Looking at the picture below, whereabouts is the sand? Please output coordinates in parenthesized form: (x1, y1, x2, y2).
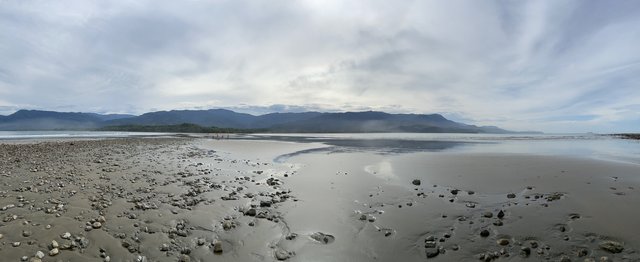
(0, 137, 638, 261)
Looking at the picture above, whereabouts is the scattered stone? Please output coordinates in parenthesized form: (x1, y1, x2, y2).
(507, 193, 516, 198)
(35, 251, 45, 259)
(412, 179, 421, 186)
(497, 239, 509, 246)
(480, 229, 490, 237)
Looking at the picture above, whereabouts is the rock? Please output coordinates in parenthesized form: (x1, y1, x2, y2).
(412, 179, 421, 186)
(507, 193, 516, 198)
(520, 247, 531, 257)
(49, 248, 59, 256)
(275, 249, 290, 260)
(12, 242, 21, 247)
(160, 244, 170, 251)
(483, 212, 493, 218)
(92, 222, 102, 229)
(480, 229, 490, 237)
(51, 240, 59, 248)
(212, 241, 223, 253)
(497, 239, 509, 246)
(197, 238, 205, 246)
(310, 232, 335, 244)
(61, 232, 71, 239)
(35, 251, 45, 259)
(426, 247, 439, 258)
(599, 240, 624, 253)
(245, 208, 257, 216)
(450, 189, 459, 195)
(425, 241, 437, 248)
(497, 210, 505, 219)
(22, 230, 32, 237)
(259, 201, 272, 207)
(558, 255, 571, 262)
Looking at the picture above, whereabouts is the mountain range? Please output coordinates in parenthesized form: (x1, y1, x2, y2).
(0, 109, 522, 133)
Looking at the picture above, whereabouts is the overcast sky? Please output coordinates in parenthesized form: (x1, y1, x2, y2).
(1, 0, 639, 132)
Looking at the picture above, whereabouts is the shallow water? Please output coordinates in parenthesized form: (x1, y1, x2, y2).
(242, 133, 640, 165)
(0, 130, 170, 140)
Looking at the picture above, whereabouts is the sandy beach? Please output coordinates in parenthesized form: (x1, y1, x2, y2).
(0, 136, 638, 262)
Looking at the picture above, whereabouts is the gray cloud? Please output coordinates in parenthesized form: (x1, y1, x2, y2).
(0, 0, 639, 132)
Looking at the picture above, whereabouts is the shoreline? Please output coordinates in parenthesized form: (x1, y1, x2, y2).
(0, 137, 638, 261)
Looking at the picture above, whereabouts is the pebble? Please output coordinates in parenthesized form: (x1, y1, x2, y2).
(49, 248, 59, 256)
(480, 229, 490, 237)
(507, 193, 516, 198)
(92, 222, 102, 229)
(213, 241, 223, 253)
(35, 251, 45, 259)
(599, 240, 624, 253)
(61, 232, 71, 239)
(12, 241, 21, 247)
(425, 247, 439, 258)
(497, 239, 509, 246)
(275, 249, 290, 260)
(412, 179, 421, 186)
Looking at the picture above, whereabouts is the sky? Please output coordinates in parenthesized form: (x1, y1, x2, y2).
(0, 0, 639, 133)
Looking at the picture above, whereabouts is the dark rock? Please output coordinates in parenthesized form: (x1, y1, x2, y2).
(599, 240, 624, 253)
(425, 247, 439, 258)
(412, 179, 421, 186)
(310, 232, 335, 244)
(480, 229, 490, 237)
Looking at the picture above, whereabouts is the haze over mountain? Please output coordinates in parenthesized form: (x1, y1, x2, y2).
(0, 109, 519, 133)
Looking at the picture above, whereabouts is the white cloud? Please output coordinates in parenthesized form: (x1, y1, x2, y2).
(0, 0, 639, 132)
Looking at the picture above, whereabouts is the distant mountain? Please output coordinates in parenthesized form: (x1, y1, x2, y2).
(0, 110, 133, 130)
(105, 109, 257, 128)
(0, 109, 522, 133)
(268, 111, 505, 133)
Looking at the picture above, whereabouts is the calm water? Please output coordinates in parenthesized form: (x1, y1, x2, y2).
(245, 133, 640, 165)
(0, 130, 169, 140)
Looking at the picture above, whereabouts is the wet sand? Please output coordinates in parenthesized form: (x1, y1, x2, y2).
(0, 137, 638, 261)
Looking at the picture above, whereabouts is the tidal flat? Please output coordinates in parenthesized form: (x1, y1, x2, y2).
(0, 134, 638, 261)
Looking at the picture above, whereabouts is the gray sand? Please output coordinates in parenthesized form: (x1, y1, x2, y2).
(0, 137, 638, 261)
